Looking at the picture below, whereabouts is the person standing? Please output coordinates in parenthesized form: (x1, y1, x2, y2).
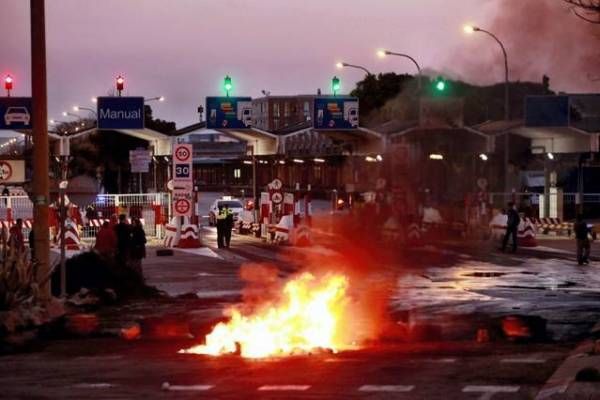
(224, 205, 234, 248)
(574, 214, 592, 265)
(114, 214, 131, 268)
(95, 221, 117, 259)
(8, 218, 25, 255)
(130, 218, 147, 277)
(216, 206, 226, 249)
(501, 202, 520, 253)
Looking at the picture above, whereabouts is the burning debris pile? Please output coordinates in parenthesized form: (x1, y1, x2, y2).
(180, 267, 369, 358)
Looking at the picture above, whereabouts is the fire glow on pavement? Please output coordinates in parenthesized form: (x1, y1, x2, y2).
(179, 271, 355, 358)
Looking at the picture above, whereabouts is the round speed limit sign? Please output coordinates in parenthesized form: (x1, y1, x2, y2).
(0, 161, 13, 182)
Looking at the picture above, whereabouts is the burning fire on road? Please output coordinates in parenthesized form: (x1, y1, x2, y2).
(179, 267, 376, 358)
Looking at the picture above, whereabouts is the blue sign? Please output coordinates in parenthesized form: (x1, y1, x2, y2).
(0, 97, 32, 130)
(313, 97, 359, 130)
(206, 97, 252, 129)
(525, 96, 569, 127)
(97, 96, 144, 129)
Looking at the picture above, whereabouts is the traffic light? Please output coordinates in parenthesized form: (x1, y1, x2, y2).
(116, 75, 124, 96)
(224, 75, 232, 96)
(332, 76, 341, 95)
(4, 75, 13, 96)
(434, 76, 446, 92)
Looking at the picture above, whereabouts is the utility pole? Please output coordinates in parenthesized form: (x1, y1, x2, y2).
(31, 0, 50, 297)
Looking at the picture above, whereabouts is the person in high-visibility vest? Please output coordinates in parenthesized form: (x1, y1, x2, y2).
(223, 206, 234, 248)
(216, 206, 226, 249)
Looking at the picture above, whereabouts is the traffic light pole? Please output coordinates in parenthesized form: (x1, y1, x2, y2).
(31, 0, 51, 298)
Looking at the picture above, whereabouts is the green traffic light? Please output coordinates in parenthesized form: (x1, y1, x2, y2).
(436, 80, 446, 91)
(224, 75, 232, 95)
(332, 76, 341, 95)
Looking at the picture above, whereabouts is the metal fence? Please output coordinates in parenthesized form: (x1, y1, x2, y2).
(0, 193, 170, 242)
(489, 192, 600, 220)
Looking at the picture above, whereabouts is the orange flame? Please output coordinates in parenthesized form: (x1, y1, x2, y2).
(180, 272, 353, 358)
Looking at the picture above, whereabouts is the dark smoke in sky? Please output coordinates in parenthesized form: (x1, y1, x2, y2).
(457, 0, 600, 93)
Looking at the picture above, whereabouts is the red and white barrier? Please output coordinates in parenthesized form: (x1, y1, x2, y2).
(382, 217, 402, 242)
(163, 223, 178, 248)
(291, 224, 312, 246)
(518, 217, 537, 247)
(406, 222, 423, 246)
(163, 217, 201, 248)
(178, 223, 201, 248)
(56, 219, 82, 250)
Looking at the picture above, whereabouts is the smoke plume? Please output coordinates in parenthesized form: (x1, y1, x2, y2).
(458, 0, 600, 92)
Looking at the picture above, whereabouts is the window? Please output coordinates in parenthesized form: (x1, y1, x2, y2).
(273, 103, 280, 118)
(234, 168, 241, 179)
(284, 102, 290, 117)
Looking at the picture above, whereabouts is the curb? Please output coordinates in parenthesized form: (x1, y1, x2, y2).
(535, 325, 600, 399)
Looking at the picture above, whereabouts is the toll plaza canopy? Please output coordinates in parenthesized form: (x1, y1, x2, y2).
(48, 127, 172, 156)
(474, 120, 599, 154)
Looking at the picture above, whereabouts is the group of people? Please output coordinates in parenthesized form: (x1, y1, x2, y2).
(95, 214, 147, 276)
(215, 205, 234, 249)
(500, 201, 594, 265)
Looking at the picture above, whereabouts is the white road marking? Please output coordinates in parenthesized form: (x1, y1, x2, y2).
(412, 358, 456, 363)
(358, 385, 415, 392)
(258, 385, 310, 391)
(72, 383, 114, 389)
(463, 385, 519, 400)
(501, 358, 546, 364)
(175, 247, 222, 259)
(161, 382, 213, 391)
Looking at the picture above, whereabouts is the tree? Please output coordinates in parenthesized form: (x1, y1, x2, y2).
(144, 105, 176, 134)
(350, 73, 415, 120)
(564, 0, 600, 23)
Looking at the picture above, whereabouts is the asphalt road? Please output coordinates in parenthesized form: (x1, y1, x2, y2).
(4, 227, 600, 399)
(0, 338, 570, 399)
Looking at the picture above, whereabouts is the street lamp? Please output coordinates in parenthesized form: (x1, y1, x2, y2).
(336, 62, 372, 76)
(479, 153, 489, 161)
(377, 49, 422, 91)
(145, 96, 165, 103)
(464, 24, 510, 194)
(73, 105, 98, 118)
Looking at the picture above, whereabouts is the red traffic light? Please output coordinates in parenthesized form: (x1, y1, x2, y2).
(4, 75, 13, 91)
(116, 75, 124, 92)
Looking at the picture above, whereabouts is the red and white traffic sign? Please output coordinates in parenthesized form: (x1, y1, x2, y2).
(174, 144, 191, 162)
(271, 191, 283, 205)
(175, 198, 191, 215)
(173, 190, 193, 217)
(0, 161, 13, 181)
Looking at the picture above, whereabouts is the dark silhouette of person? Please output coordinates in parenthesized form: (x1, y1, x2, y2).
(130, 218, 147, 277)
(574, 214, 592, 265)
(501, 202, 520, 253)
(216, 206, 226, 248)
(114, 214, 131, 267)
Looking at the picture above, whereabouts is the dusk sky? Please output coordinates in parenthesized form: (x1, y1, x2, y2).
(1, 0, 596, 128)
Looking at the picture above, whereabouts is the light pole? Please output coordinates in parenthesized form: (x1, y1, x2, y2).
(336, 62, 372, 76)
(377, 49, 422, 92)
(73, 105, 98, 118)
(464, 25, 510, 195)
